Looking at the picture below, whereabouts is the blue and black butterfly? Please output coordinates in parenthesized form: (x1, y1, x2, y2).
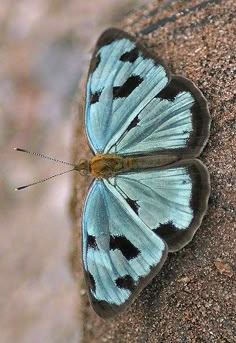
(79, 28, 211, 319)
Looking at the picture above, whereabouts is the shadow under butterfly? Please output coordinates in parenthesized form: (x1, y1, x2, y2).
(16, 28, 211, 319)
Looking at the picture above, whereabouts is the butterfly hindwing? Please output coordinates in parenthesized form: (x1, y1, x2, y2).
(109, 75, 210, 157)
(85, 28, 171, 154)
(109, 159, 210, 252)
(82, 179, 167, 318)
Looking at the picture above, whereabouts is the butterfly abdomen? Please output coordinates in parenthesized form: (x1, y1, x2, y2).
(124, 155, 179, 171)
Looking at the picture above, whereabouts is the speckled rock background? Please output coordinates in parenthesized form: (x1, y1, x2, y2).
(71, 0, 235, 342)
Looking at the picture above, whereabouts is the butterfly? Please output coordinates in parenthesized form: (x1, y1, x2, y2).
(82, 28, 211, 319)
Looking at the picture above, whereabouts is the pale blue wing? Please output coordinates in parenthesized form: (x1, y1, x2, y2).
(85, 28, 170, 154)
(109, 159, 210, 252)
(108, 76, 210, 157)
(82, 179, 167, 318)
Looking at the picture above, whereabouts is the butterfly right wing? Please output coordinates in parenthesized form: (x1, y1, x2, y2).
(82, 179, 167, 319)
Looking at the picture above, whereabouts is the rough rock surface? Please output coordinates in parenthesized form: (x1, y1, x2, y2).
(70, 0, 235, 342)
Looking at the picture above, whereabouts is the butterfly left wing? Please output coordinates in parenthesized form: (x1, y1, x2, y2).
(82, 179, 167, 319)
(108, 159, 210, 252)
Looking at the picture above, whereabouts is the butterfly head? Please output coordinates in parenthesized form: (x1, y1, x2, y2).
(74, 159, 90, 176)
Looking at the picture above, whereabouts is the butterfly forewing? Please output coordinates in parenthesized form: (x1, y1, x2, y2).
(82, 180, 167, 318)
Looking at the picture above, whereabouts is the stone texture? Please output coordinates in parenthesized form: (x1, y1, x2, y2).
(70, 0, 235, 342)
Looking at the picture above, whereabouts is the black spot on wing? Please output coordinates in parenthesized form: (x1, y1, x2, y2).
(153, 221, 184, 249)
(115, 275, 135, 292)
(87, 235, 98, 249)
(156, 85, 180, 101)
(90, 53, 101, 74)
(126, 115, 140, 132)
(153, 221, 179, 239)
(120, 47, 139, 63)
(110, 235, 140, 260)
(88, 272, 96, 292)
(113, 75, 143, 98)
(126, 197, 140, 215)
(90, 90, 102, 104)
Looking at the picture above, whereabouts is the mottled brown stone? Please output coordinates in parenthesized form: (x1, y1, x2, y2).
(70, 0, 235, 342)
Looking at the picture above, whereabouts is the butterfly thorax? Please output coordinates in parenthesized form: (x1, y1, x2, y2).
(90, 154, 124, 178)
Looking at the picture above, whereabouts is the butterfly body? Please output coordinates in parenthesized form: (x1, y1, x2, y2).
(86, 153, 180, 178)
(81, 28, 211, 319)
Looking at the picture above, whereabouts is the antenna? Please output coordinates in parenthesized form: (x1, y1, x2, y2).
(14, 147, 79, 191)
(15, 168, 75, 191)
(14, 148, 76, 167)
